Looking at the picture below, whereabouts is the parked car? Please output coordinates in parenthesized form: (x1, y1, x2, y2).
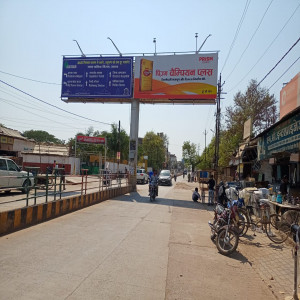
(136, 168, 149, 184)
(158, 170, 172, 186)
(0, 157, 34, 193)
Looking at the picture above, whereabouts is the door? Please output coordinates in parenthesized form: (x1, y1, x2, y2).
(0, 158, 9, 187)
(7, 159, 23, 188)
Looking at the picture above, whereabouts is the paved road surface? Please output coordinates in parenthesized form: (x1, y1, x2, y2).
(0, 176, 279, 299)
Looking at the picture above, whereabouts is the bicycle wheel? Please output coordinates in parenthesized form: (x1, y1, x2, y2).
(269, 214, 281, 229)
(266, 220, 290, 244)
(216, 227, 239, 256)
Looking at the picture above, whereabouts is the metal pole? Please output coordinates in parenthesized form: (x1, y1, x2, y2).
(293, 245, 299, 300)
(195, 33, 198, 53)
(153, 38, 156, 55)
(75, 135, 77, 175)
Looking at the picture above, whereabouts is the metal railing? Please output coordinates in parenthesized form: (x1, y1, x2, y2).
(0, 170, 131, 210)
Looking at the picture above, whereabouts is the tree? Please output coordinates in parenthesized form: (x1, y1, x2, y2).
(142, 132, 165, 171)
(225, 79, 278, 137)
(219, 79, 279, 168)
(22, 130, 64, 144)
(182, 141, 200, 172)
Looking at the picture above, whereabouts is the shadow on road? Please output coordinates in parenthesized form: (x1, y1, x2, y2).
(111, 191, 215, 212)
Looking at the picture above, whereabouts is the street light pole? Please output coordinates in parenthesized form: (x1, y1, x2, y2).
(195, 33, 198, 53)
(198, 34, 212, 52)
(153, 38, 157, 55)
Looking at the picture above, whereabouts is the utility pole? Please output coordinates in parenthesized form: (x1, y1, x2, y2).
(203, 129, 207, 163)
(215, 74, 222, 183)
(195, 33, 198, 53)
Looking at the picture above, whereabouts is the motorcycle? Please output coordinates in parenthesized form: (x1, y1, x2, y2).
(149, 182, 157, 202)
(209, 203, 240, 255)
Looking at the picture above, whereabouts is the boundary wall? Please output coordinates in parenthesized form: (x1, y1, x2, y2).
(0, 185, 133, 236)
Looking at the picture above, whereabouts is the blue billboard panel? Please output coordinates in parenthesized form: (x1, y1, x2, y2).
(61, 57, 133, 98)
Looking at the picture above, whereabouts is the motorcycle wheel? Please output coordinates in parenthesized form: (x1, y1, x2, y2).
(216, 227, 239, 256)
(237, 209, 250, 237)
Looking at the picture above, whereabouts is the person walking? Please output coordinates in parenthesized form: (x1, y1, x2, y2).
(60, 165, 66, 190)
(207, 175, 215, 206)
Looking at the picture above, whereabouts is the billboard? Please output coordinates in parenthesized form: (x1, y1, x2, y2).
(76, 135, 106, 144)
(61, 57, 133, 98)
(280, 72, 300, 119)
(134, 53, 218, 100)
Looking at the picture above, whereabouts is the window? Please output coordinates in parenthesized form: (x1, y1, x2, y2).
(0, 159, 7, 171)
(7, 160, 19, 171)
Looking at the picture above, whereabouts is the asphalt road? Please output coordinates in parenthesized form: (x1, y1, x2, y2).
(0, 176, 275, 299)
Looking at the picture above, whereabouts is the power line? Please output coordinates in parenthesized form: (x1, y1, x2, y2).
(225, 0, 274, 81)
(257, 36, 300, 86)
(0, 79, 113, 126)
(0, 70, 61, 85)
(227, 3, 300, 93)
(221, 0, 251, 73)
(267, 56, 300, 90)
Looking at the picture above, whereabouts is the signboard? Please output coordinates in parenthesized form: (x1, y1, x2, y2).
(76, 135, 106, 144)
(280, 72, 300, 120)
(257, 113, 300, 160)
(243, 118, 252, 140)
(61, 57, 133, 98)
(134, 53, 218, 100)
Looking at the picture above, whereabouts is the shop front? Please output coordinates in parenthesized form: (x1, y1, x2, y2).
(257, 107, 300, 195)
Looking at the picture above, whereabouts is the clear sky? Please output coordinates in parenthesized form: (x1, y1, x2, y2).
(0, 0, 299, 161)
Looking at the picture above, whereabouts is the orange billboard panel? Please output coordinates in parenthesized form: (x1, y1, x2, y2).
(134, 53, 218, 100)
(280, 72, 300, 119)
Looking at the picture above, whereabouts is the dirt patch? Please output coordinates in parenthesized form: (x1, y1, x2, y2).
(174, 182, 196, 190)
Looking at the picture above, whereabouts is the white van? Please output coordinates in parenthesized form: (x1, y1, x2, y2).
(0, 157, 34, 194)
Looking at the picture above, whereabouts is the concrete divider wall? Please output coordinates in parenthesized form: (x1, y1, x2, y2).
(0, 185, 133, 236)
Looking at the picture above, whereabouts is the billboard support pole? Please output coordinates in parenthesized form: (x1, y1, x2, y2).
(129, 99, 139, 191)
(75, 135, 77, 175)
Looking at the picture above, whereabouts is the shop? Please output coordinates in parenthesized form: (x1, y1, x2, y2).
(257, 107, 300, 195)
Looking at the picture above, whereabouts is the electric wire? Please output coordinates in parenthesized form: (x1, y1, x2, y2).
(0, 70, 61, 85)
(225, 0, 274, 81)
(267, 56, 300, 90)
(227, 3, 300, 93)
(221, 0, 251, 73)
(257, 36, 300, 86)
(0, 79, 113, 126)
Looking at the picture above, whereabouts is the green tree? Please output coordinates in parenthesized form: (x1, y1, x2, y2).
(142, 131, 165, 171)
(182, 141, 200, 172)
(218, 79, 279, 168)
(22, 130, 64, 144)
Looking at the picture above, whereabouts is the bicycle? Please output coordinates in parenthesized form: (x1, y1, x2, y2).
(238, 192, 289, 244)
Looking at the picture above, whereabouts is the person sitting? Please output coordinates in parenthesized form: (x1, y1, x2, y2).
(192, 187, 201, 202)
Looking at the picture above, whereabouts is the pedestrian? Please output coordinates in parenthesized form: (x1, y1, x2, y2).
(192, 187, 201, 202)
(60, 165, 66, 190)
(218, 181, 227, 206)
(52, 160, 57, 174)
(207, 175, 215, 206)
(280, 175, 289, 197)
(188, 173, 191, 182)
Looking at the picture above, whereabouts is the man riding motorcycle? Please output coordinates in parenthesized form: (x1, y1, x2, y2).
(149, 170, 158, 197)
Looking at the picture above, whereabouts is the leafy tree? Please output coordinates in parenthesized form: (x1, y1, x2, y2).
(142, 131, 165, 171)
(182, 141, 200, 172)
(218, 79, 279, 168)
(22, 130, 64, 144)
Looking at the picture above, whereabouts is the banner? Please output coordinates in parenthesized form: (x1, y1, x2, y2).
(134, 53, 218, 100)
(61, 57, 133, 98)
(76, 135, 106, 144)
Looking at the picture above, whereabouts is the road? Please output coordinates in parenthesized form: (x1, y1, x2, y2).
(0, 176, 276, 299)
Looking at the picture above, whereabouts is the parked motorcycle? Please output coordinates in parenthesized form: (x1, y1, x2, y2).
(208, 203, 240, 255)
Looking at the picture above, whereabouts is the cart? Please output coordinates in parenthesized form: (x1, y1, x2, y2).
(36, 174, 55, 189)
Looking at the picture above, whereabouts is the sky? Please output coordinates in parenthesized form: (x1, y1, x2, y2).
(0, 0, 299, 161)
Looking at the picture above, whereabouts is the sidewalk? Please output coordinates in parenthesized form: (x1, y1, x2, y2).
(179, 179, 296, 299)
